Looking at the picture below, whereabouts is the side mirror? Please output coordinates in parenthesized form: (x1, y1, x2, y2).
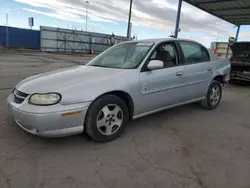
(147, 60, 164, 70)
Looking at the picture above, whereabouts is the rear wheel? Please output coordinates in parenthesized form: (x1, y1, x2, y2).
(85, 95, 129, 142)
(201, 80, 222, 110)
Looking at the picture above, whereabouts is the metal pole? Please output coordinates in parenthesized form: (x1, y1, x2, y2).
(127, 0, 133, 39)
(226, 43, 230, 58)
(216, 32, 219, 42)
(6, 13, 9, 49)
(235, 25, 241, 42)
(174, 0, 183, 38)
(86, 1, 89, 32)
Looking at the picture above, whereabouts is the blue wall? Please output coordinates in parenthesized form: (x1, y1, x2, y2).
(0, 26, 40, 49)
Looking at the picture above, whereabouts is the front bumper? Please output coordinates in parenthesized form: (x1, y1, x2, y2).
(7, 94, 91, 137)
(230, 71, 250, 82)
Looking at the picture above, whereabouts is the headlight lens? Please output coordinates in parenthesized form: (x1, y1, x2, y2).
(29, 93, 61, 106)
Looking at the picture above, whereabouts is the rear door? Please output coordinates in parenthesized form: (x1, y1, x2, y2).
(178, 41, 213, 101)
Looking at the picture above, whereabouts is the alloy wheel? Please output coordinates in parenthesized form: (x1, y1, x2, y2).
(96, 104, 123, 136)
(209, 85, 221, 106)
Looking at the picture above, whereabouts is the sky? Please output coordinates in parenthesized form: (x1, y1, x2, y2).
(0, 0, 250, 47)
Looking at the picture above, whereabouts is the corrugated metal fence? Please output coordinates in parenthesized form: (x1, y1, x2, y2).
(0, 26, 40, 49)
(40, 26, 128, 53)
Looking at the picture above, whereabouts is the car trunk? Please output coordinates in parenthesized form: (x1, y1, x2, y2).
(230, 42, 250, 81)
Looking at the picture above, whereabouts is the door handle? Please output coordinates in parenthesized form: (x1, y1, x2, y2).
(207, 67, 212, 71)
(176, 72, 183, 76)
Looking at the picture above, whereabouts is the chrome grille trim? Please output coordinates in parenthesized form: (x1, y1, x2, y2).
(13, 89, 29, 104)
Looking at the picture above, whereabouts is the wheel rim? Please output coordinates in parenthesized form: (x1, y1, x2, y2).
(96, 104, 123, 136)
(209, 85, 221, 106)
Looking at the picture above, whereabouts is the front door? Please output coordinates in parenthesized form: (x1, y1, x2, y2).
(137, 42, 186, 114)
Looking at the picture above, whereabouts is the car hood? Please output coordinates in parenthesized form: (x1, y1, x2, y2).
(230, 42, 250, 61)
(17, 66, 127, 94)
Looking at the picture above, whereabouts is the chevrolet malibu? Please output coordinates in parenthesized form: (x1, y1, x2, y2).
(7, 38, 230, 142)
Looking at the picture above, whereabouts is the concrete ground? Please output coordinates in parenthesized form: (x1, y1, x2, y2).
(0, 52, 250, 188)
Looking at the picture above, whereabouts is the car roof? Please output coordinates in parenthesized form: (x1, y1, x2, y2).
(123, 38, 207, 49)
(233, 41, 250, 44)
(125, 38, 202, 45)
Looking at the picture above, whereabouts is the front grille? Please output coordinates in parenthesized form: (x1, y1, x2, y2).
(13, 89, 29, 104)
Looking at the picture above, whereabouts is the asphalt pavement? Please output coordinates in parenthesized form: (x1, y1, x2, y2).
(0, 52, 250, 188)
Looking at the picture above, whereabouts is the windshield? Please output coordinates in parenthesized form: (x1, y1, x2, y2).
(87, 42, 154, 69)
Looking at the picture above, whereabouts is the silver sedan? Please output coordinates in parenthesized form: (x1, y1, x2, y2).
(7, 38, 230, 142)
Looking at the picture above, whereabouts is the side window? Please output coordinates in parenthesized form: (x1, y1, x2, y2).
(150, 43, 177, 68)
(162, 44, 175, 57)
(180, 41, 210, 64)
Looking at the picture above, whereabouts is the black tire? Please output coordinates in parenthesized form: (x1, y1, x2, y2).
(201, 80, 222, 110)
(230, 80, 250, 86)
(229, 79, 239, 85)
(85, 94, 129, 142)
(229, 79, 235, 85)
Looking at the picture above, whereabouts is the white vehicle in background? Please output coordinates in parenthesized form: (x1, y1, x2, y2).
(8, 38, 230, 142)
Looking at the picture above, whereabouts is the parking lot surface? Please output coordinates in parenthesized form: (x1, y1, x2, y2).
(0, 52, 250, 188)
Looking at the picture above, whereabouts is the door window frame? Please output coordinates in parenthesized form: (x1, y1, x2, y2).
(141, 41, 183, 72)
(176, 40, 211, 65)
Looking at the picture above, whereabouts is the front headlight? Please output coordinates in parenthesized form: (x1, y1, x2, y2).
(29, 93, 61, 106)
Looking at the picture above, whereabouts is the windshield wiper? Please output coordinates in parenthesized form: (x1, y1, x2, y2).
(90, 65, 126, 69)
(90, 65, 103, 67)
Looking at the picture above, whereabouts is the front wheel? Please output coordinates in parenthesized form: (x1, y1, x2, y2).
(85, 95, 129, 142)
(201, 80, 222, 110)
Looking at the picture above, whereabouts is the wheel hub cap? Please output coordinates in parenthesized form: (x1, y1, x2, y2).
(96, 104, 123, 136)
(209, 85, 221, 106)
